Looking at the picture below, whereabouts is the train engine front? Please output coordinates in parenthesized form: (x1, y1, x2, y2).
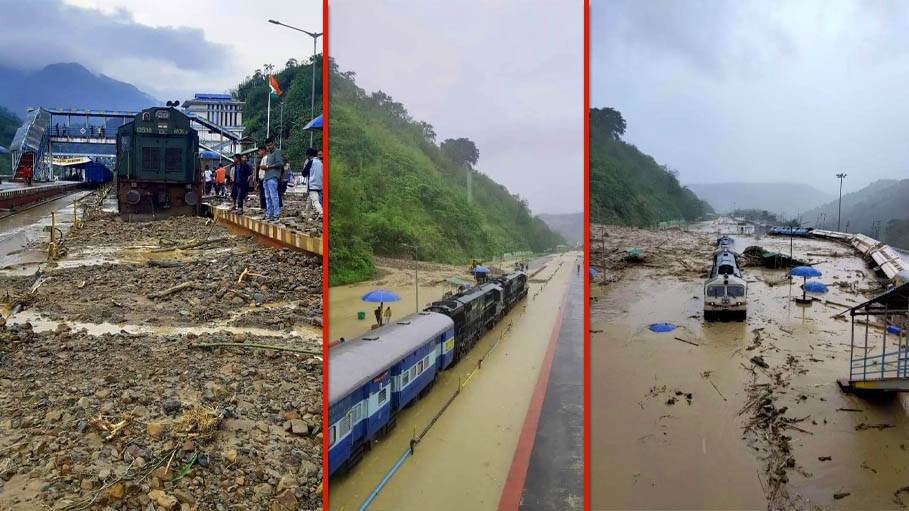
(704, 236, 747, 321)
(116, 106, 202, 221)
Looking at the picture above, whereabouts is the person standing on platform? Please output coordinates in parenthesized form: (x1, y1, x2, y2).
(203, 166, 213, 195)
(215, 165, 227, 196)
(261, 138, 284, 221)
(231, 153, 252, 215)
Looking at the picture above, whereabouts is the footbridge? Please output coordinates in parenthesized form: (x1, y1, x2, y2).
(9, 107, 242, 182)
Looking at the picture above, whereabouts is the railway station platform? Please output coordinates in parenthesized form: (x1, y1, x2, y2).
(501, 261, 584, 511)
(0, 181, 83, 212)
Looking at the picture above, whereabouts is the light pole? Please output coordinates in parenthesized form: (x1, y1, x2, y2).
(268, 19, 322, 148)
(403, 243, 419, 313)
(836, 173, 847, 232)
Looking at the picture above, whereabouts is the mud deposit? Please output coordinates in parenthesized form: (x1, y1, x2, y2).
(0, 211, 321, 329)
(0, 198, 324, 510)
(0, 324, 322, 510)
(590, 222, 909, 510)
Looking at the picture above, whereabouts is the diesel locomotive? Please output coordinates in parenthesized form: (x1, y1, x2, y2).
(704, 235, 748, 321)
(327, 268, 528, 477)
(116, 106, 202, 221)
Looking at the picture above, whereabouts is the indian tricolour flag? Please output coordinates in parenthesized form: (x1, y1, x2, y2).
(269, 75, 283, 96)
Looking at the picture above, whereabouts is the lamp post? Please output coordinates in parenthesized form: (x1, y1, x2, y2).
(403, 243, 419, 313)
(268, 19, 322, 148)
(836, 173, 847, 232)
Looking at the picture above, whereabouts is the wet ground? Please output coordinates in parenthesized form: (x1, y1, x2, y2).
(327, 252, 579, 511)
(590, 221, 909, 510)
(0, 191, 90, 269)
(0, 189, 324, 510)
(207, 189, 323, 238)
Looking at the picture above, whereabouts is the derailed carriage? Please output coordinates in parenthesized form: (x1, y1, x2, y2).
(116, 106, 202, 221)
(327, 269, 528, 477)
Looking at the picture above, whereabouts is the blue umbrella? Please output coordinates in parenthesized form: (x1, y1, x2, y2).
(361, 289, 400, 302)
(887, 325, 901, 335)
(304, 114, 323, 130)
(649, 323, 677, 333)
(471, 266, 490, 274)
(200, 150, 220, 159)
(790, 266, 822, 278)
(0, 146, 8, 154)
(804, 281, 828, 294)
(589, 267, 597, 277)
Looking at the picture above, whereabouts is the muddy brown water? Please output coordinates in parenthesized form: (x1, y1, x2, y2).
(591, 222, 909, 510)
(0, 191, 90, 270)
(327, 253, 578, 511)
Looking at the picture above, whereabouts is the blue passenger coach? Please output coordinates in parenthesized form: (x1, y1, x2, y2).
(327, 311, 455, 477)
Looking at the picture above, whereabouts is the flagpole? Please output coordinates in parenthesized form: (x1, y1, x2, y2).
(266, 83, 272, 139)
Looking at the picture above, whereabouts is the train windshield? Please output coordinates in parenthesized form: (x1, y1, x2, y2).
(727, 285, 745, 297)
(707, 285, 724, 297)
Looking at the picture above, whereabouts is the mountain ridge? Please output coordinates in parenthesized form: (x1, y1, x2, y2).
(0, 62, 159, 116)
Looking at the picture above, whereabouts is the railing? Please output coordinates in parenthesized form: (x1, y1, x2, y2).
(848, 318, 909, 382)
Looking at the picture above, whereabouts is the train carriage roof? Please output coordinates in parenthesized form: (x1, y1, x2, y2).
(328, 311, 454, 405)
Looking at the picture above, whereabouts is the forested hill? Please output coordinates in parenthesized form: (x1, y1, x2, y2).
(801, 178, 909, 249)
(233, 55, 323, 165)
(589, 107, 712, 226)
(0, 106, 20, 175)
(327, 60, 565, 285)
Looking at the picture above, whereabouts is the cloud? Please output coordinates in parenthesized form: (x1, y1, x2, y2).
(330, 0, 583, 215)
(0, 0, 233, 93)
(592, 0, 909, 192)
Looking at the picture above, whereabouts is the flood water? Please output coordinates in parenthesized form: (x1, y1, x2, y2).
(590, 222, 909, 510)
(327, 253, 578, 511)
(0, 191, 90, 270)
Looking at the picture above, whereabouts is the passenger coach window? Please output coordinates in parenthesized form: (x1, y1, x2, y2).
(328, 425, 336, 448)
(402, 370, 410, 387)
(707, 286, 724, 297)
(340, 414, 351, 437)
(378, 387, 388, 405)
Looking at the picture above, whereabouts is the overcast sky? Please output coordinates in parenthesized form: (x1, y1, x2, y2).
(593, 0, 909, 195)
(0, 0, 322, 101)
(329, 0, 583, 216)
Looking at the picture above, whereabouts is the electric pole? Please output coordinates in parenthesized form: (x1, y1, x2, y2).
(836, 173, 847, 232)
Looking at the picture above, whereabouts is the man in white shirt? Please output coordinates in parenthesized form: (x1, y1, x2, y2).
(203, 166, 213, 195)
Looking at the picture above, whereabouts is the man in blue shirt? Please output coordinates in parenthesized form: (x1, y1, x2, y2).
(259, 138, 284, 222)
(301, 148, 322, 217)
(230, 153, 252, 214)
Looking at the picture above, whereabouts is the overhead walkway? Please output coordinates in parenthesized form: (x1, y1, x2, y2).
(9, 107, 243, 182)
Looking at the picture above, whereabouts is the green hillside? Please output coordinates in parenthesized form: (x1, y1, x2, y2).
(0, 106, 19, 176)
(233, 55, 323, 164)
(328, 60, 565, 285)
(590, 107, 712, 226)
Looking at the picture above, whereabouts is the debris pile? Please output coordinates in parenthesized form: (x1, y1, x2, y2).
(0, 323, 322, 510)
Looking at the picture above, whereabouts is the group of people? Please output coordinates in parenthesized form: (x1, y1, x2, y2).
(203, 137, 323, 222)
(374, 304, 392, 326)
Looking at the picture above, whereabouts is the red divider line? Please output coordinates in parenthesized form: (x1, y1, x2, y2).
(498, 272, 571, 511)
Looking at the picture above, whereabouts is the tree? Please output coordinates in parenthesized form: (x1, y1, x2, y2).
(590, 107, 626, 140)
(440, 138, 479, 167)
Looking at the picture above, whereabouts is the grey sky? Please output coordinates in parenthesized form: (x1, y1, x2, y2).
(592, 0, 909, 195)
(0, 0, 322, 101)
(329, 0, 583, 215)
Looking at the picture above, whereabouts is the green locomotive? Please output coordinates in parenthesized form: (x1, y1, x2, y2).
(116, 106, 202, 221)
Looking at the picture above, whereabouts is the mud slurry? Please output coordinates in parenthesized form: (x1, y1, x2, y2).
(590, 223, 909, 511)
(0, 202, 323, 510)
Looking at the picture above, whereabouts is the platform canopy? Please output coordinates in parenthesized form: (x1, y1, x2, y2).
(850, 282, 909, 314)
